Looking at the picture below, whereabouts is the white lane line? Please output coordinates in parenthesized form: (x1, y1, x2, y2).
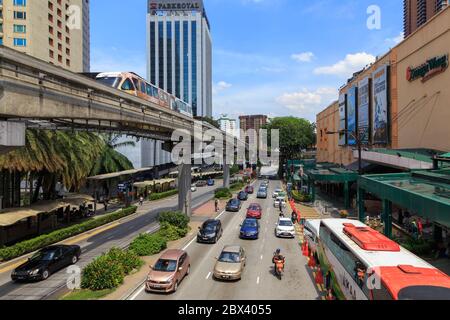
(257, 276, 260, 285)
(216, 209, 226, 220)
(260, 255, 263, 260)
(206, 272, 211, 280)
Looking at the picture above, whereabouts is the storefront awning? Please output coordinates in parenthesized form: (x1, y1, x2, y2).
(87, 168, 153, 181)
(133, 178, 176, 189)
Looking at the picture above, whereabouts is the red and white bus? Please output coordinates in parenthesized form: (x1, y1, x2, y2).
(316, 219, 450, 300)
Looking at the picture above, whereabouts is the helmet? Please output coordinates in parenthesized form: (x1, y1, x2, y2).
(276, 249, 281, 254)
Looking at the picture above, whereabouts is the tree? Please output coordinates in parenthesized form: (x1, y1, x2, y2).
(263, 117, 316, 174)
(89, 134, 135, 176)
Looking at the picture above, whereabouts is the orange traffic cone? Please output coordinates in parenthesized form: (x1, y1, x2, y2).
(308, 251, 316, 268)
(315, 266, 324, 285)
(303, 241, 309, 257)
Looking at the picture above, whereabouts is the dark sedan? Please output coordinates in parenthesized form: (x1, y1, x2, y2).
(237, 191, 248, 201)
(197, 219, 223, 244)
(240, 218, 260, 240)
(226, 199, 242, 212)
(12, 245, 81, 282)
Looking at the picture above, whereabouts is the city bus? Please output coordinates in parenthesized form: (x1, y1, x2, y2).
(95, 72, 193, 118)
(316, 219, 450, 300)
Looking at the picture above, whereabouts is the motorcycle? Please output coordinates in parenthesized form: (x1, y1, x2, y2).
(273, 256, 285, 280)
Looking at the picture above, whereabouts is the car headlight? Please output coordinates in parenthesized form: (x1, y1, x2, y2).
(29, 269, 40, 276)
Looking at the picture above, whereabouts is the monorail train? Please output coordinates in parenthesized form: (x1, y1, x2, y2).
(95, 72, 193, 118)
(313, 219, 450, 300)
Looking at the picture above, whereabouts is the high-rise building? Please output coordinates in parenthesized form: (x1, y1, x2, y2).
(239, 115, 268, 134)
(0, 0, 90, 72)
(146, 0, 212, 117)
(403, 0, 448, 37)
(218, 114, 237, 137)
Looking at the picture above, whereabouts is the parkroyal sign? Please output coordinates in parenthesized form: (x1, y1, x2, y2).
(407, 54, 448, 83)
(148, 0, 203, 12)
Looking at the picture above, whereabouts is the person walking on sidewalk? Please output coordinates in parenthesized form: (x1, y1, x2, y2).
(215, 199, 219, 212)
(139, 195, 144, 206)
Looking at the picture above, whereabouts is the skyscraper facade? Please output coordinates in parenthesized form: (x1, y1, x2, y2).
(0, 0, 90, 72)
(146, 0, 212, 117)
(403, 0, 448, 37)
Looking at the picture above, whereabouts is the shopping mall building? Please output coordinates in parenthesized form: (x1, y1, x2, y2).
(312, 7, 450, 243)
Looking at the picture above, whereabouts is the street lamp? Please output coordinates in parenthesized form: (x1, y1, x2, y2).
(326, 130, 364, 175)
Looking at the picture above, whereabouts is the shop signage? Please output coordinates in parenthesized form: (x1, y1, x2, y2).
(149, 0, 203, 13)
(407, 54, 448, 82)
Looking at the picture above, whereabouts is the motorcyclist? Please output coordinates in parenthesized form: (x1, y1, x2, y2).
(272, 249, 286, 275)
(291, 211, 298, 224)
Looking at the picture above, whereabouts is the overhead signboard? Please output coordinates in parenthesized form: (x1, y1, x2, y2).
(338, 93, 347, 146)
(148, 0, 203, 13)
(358, 77, 370, 145)
(372, 65, 389, 145)
(347, 86, 358, 146)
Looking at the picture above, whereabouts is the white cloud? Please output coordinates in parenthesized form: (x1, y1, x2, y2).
(276, 87, 338, 114)
(213, 81, 232, 95)
(385, 32, 404, 45)
(313, 52, 376, 77)
(291, 52, 315, 63)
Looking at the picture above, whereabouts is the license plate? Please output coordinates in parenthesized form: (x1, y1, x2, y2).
(152, 284, 161, 288)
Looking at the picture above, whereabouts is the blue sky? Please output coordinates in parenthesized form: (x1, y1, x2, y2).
(90, 0, 403, 122)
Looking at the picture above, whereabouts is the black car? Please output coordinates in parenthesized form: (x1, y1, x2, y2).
(238, 191, 249, 201)
(226, 199, 242, 212)
(197, 219, 223, 244)
(11, 245, 81, 282)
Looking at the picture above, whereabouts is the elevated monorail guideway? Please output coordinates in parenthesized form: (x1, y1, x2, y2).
(0, 46, 193, 140)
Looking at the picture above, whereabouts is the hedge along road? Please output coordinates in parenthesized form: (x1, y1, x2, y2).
(0, 183, 220, 300)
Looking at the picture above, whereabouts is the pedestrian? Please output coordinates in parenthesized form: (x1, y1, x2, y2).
(139, 195, 144, 206)
(215, 199, 219, 212)
(104, 198, 108, 212)
(417, 218, 423, 239)
(411, 219, 418, 239)
(325, 270, 332, 291)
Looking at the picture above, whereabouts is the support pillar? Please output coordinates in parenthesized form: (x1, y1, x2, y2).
(382, 199, 393, 239)
(344, 181, 350, 209)
(357, 188, 366, 222)
(178, 164, 192, 216)
(223, 164, 230, 188)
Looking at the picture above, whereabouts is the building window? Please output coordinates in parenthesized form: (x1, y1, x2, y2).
(49, 26, 54, 34)
(158, 21, 164, 89)
(13, 24, 26, 33)
(166, 21, 172, 94)
(13, 0, 27, 6)
(66, 59, 70, 67)
(14, 11, 27, 20)
(49, 49, 54, 58)
(175, 21, 181, 99)
(183, 21, 189, 102)
(48, 13, 53, 22)
(58, 55, 62, 63)
(0, 38, 3, 46)
(48, 1, 53, 10)
(150, 21, 156, 85)
(49, 37, 53, 46)
(66, 48, 70, 56)
(191, 21, 197, 116)
(13, 38, 27, 47)
(57, 20, 62, 28)
(58, 43, 62, 51)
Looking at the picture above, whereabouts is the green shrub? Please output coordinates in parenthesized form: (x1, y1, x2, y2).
(230, 182, 245, 192)
(215, 188, 232, 199)
(149, 189, 178, 201)
(158, 222, 188, 242)
(106, 248, 143, 275)
(129, 233, 167, 257)
(292, 190, 312, 203)
(81, 254, 125, 291)
(158, 211, 190, 230)
(0, 206, 137, 262)
(401, 239, 434, 255)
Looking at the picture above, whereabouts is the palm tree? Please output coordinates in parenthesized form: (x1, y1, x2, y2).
(89, 134, 135, 176)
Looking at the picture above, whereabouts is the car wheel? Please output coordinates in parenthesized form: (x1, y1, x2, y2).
(214, 236, 218, 244)
(42, 269, 50, 280)
(173, 281, 179, 292)
(71, 255, 78, 265)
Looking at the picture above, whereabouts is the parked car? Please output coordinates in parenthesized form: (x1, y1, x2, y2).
(191, 184, 197, 192)
(197, 219, 223, 244)
(196, 180, 208, 187)
(257, 188, 268, 199)
(273, 188, 283, 198)
(207, 178, 215, 186)
(240, 218, 260, 240)
(244, 186, 254, 194)
(213, 245, 246, 281)
(145, 250, 190, 293)
(246, 203, 262, 219)
(11, 245, 81, 282)
(274, 197, 287, 209)
(275, 218, 296, 238)
(226, 199, 242, 212)
(237, 191, 248, 201)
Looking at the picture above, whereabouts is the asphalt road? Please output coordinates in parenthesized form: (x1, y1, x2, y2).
(0, 184, 219, 300)
(132, 181, 320, 300)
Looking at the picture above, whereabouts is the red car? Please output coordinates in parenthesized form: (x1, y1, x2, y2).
(246, 203, 262, 219)
(245, 186, 254, 194)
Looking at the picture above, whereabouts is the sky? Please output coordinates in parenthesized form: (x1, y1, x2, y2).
(90, 0, 403, 123)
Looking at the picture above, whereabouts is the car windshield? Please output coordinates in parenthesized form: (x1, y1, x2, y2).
(230, 200, 239, 205)
(96, 76, 121, 88)
(279, 220, 293, 227)
(243, 220, 258, 228)
(153, 259, 177, 272)
(218, 252, 240, 263)
(249, 205, 260, 210)
(30, 250, 56, 261)
(203, 223, 216, 232)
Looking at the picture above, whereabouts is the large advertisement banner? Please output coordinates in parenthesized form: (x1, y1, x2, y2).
(338, 93, 347, 146)
(358, 77, 370, 145)
(372, 65, 389, 144)
(347, 86, 358, 146)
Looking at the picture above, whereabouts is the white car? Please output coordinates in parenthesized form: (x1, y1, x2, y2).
(273, 197, 287, 208)
(275, 218, 296, 238)
(272, 188, 283, 198)
(191, 184, 197, 192)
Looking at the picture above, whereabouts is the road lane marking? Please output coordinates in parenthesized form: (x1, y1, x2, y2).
(206, 272, 211, 280)
(257, 276, 260, 285)
(260, 255, 263, 260)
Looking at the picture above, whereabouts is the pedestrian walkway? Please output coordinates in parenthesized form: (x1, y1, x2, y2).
(294, 202, 320, 220)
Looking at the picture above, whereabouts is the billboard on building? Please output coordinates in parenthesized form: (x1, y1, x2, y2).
(338, 93, 347, 146)
(372, 65, 389, 144)
(358, 77, 370, 145)
(347, 86, 358, 146)
(148, 0, 204, 13)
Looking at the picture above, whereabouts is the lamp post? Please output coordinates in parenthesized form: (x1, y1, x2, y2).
(326, 130, 364, 175)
